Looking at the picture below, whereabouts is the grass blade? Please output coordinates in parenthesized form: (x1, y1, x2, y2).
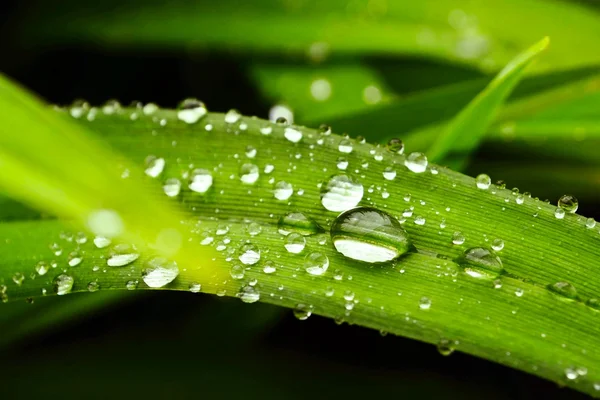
(427, 37, 549, 170)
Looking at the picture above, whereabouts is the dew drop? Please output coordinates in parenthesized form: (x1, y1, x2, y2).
(338, 139, 353, 154)
(304, 252, 329, 276)
(320, 174, 364, 212)
(284, 127, 303, 143)
(87, 281, 100, 292)
(294, 304, 313, 320)
(176, 98, 207, 124)
(189, 169, 213, 193)
(126, 280, 139, 290)
(459, 247, 504, 279)
(386, 138, 404, 154)
(565, 367, 578, 380)
(224, 109, 242, 124)
(383, 167, 396, 181)
(107, 244, 140, 267)
(240, 163, 260, 184)
(437, 339, 455, 356)
(163, 178, 182, 197)
(476, 174, 491, 190)
(331, 207, 411, 263)
(246, 222, 262, 236)
(491, 238, 504, 251)
(419, 296, 431, 310)
(558, 195, 578, 213)
(239, 244, 261, 265)
(278, 212, 321, 236)
(142, 257, 179, 288)
(144, 156, 165, 178)
(68, 250, 83, 267)
(585, 218, 596, 229)
(554, 208, 565, 219)
(274, 181, 293, 200)
(12, 272, 25, 286)
(285, 233, 306, 254)
(452, 231, 465, 245)
(548, 281, 578, 300)
(239, 284, 260, 303)
(54, 274, 74, 295)
(336, 157, 349, 170)
(189, 282, 202, 293)
(263, 261, 277, 274)
(405, 152, 428, 173)
(230, 264, 245, 280)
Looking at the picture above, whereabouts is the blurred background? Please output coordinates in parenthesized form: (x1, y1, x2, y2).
(1, 0, 599, 398)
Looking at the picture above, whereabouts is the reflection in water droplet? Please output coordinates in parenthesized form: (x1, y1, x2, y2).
(452, 231, 465, 245)
(338, 139, 353, 154)
(459, 247, 503, 279)
(554, 208, 565, 219)
(224, 109, 242, 124)
(189, 169, 213, 193)
(383, 167, 396, 181)
(230, 264, 245, 280)
(68, 250, 83, 267)
(320, 174, 364, 212)
(331, 207, 410, 263)
(142, 257, 179, 288)
(304, 252, 329, 276)
(491, 238, 504, 251)
(94, 236, 111, 249)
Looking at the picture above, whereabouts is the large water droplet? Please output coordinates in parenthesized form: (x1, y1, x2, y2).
(330, 207, 411, 263)
(177, 98, 207, 124)
(54, 274, 74, 295)
(476, 174, 491, 190)
(320, 174, 364, 212)
(304, 252, 329, 276)
(189, 169, 213, 193)
(558, 195, 578, 213)
(142, 257, 179, 288)
(459, 247, 504, 279)
(405, 152, 428, 173)
(548, 281, 578, 300)
(107, 244, 140, 267)
(240, 163, 260, 184)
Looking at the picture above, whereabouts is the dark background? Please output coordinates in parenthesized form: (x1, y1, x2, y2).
(0, 0, 595, 398)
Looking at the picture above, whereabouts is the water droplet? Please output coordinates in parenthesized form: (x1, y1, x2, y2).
(414, 216, 426, 225)
(419, 296, 431, 310)
(107, 244, 139, 267)
(320, 174, 364, 212)
(554, 208, 565, 219)
(238, 284, 260, 303)
(331, 207, 411, 263)
(50, 274, 73, 297)
(87, 281, 100, 292)
(102, 99, 121, 115)
(383, 167, 396, 180)
(338, 139, 353, 154)
(224, 109, 242, 124)
(240, 163, 260, 184)
(68, 250, 83, 267)
(245, 222, 262, 237)
(586, 218, 596, 229)
(189, 282, 202, 293)
(386, 138, 404, 154)
(493, 279, 502, 289)
(35, 261, 49, 276)
(189, 169, 213, 193)
(50, 242, 63, 256)
(177, 98, 207, 124)
(459, 247, 504, 279)
(230, 264, 245, 280)
(274, 181, 293, 200)
(586, 298, 600, 310)
(143, 102, 159, 115)
(452, 231, 465, 245)
(548, 281, 578, 300)
(75, 232, 87, 244)
(285, 233, 306, 254)
(142, 257, 179, 288)
(304, 252, 329, 276)
(336, 157, 349, 170)
(491, 239, 504, 251)
(144, 156, 165, 178)
(162, 178, 182, 197)
(284, 127, 303, 143)
(12, 272, 25, 286)
(565, 366, 578, 380)
(245, 145, 257, 158)
(476, 174, 491, 190)
(558, 195, 578, 213)
(515, 288, 524, 297)
(126, 280, 139, 290)
(405, 152, 428, 173)
(437, 339, 455, 356)
(239, 244, 260, 265)
(294, 304, 313, 320)
(70, 99, 89, 118)
(263, 261, 277, 274)
(278, 212, 321, 236)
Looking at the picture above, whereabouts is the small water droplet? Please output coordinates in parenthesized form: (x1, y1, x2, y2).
(224, 109, 242, 124)
(565, 366, 578, 380)
(459, 247, 504, 279)
(419, 296, 431, 310)
(548, 281, 578, 300)
(491, 238, 504, 251)
(405, 152, 428, 173)
(452, 231, 465, 245)
(142, 257, 179, 288)
(230, 264, 245, 280)
(189, 169, 213, 193)
(493, 279, 502, 289)
(383, 167, 396, 180)
(50, 242, 63, 256)
(177, 98, 207, 124)
(54, 274, 74, 295)
(437, 339, 455, 356)
(338, 139, 353, 154)
(558, 195, 578, 213)
(284, 127, 303, 143)
(68, 250, 83, 267)
(285, 233, 306, 254)
(239, 244, 260, 265)
(240, 163, 260, 184)
(246, 222, 262, 236)
(107, 244, 139, 267)
(294, 304, 313, 320)
(386, 138, 404, 154)
(163, 178, 182, 197)
(320, 174, 364, 212)
(585, 218, 596, 229)
(263, 261, 277, 274)
(144, 156, 165, 178)
(12, 272, 25, 286)
(87, 281, 100, 292)
(126, 280, 139, 290)
(554, 208, 565, 219)
(331, 207, 411, 263)
(238, 284, 260, 303)
(304, 252, 329, 276)
(189, 282, 202, 293)
(35, 261, 49, 276)
(278, 212, 321, 236)
(274, 181, 293, 200)
(515, 288, 524, 297)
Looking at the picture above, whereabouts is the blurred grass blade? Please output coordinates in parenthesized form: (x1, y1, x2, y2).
(0, 74, 224, 283)
(427, 37, 549, 170)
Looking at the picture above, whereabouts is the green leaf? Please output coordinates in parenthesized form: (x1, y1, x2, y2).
(16, 0, 600, 72)
(1, 95, 600, 395)
(427, 37, 549, 170)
